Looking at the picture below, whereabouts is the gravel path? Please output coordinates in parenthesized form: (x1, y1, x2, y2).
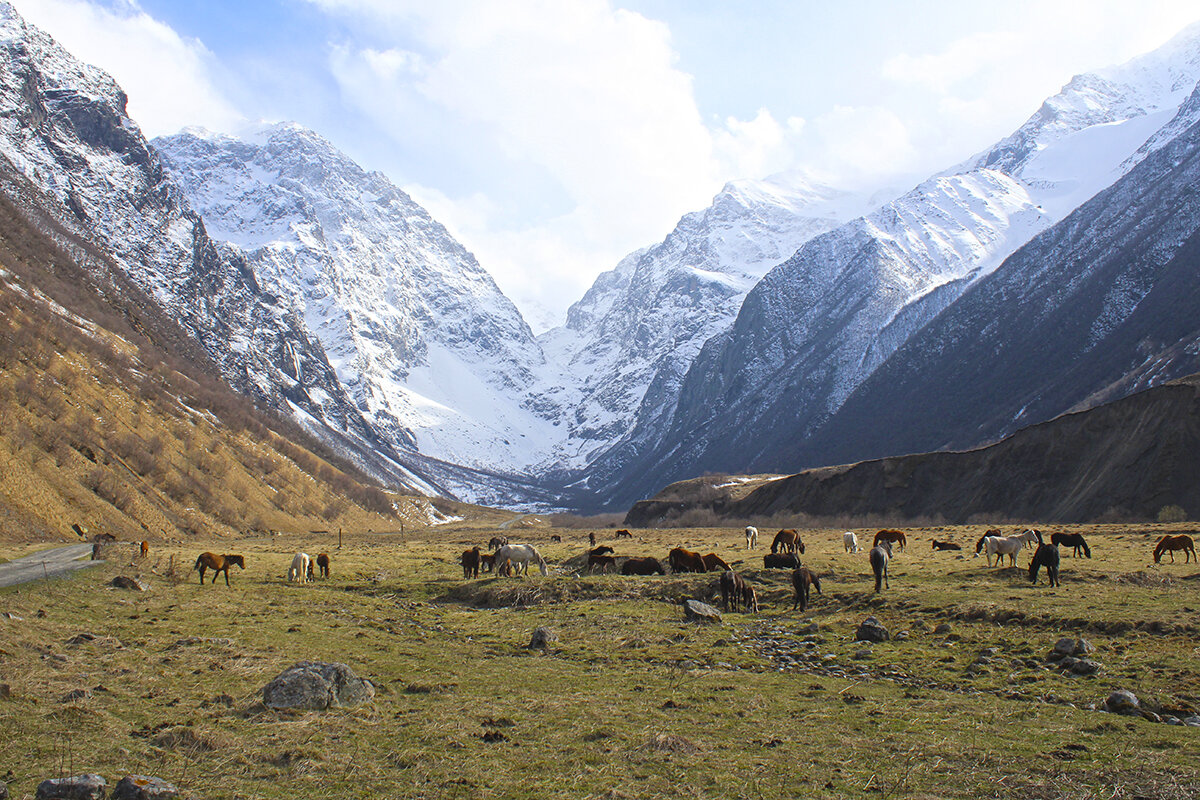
(0, 544, 99, 588)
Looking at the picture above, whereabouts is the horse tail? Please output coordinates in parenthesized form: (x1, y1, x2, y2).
(192, 555, 202, 571)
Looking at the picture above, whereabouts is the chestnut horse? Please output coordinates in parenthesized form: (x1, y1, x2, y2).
(1153, 534, 1196, 563)
(931, 540, 961, 551)
(873, 529, 907, 551)
(791, 567, 822, 612)
(700, 553, 732, 572)
(193, 552, 244, 586)
(621, 556, 665, 575)
(668, 547, 707, 573)
(587, 553, 617, 573)
(461, 547, 482, 578)
(771, 529, 805, 555)
(316, 552, 331, 577)
(763, 552, 801, 569)
(139, 541, 149, 559)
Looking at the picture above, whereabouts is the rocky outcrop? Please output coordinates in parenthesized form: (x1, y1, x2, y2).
(262, 661, 375, 711)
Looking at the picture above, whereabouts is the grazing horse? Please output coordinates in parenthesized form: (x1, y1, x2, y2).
(139, 541, 149, 559)
(1029, 531, 1060, 587)
(791, 567, 822, 612)
(771, 529, 805, 554)
(589, 532, 596, 547)
(843, 532, 860, 553)
(193, 552, 244, 586)
(621, 557, 665, 575)
(873, 529, 907, 551)
(1153, 534, 1197, 563)
(587, 553, 617, 573)
(494, 544, 548, 576)
(1051, 532, 1091, 558)
(700, 553, 732, 572)
(315, 553, 330, 578)
(550, 534, 562, 543)
(719, 570, 757, 613)
(763, 552, 801, 569)
(589, 545, 615, 557)
(479, 552, 496, 573)
(745, 526, 758, 550)
(615, 529, 633, 539)
(931, 539, 961, 551)
(288, 552, 313, 583)
(668, 547, 707, 573)
(978, 535, 1023, 567)
(869, 541, 891, 593)
(488, 536, 509, 551)
(461, 547, 482, 578)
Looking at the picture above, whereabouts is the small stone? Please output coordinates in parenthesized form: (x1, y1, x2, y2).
(933, 623, 952, 635)
(894, 631, 909, 641)
(1072, 638, 1094, 656)
(852, 648, 873, 660)
(111, 775, 180, 800)
(61, 688, 92, 703)
(1052, 637, 1075, 656)
(1104, 689, 1139, 714)
(1069, 659, 1102, 676)
(35, 774, 107, 800)
(111, 576, 148, 591)
(527, 627, 557, 649)
(798, 622, 820, 635)
(855, 617, 889, 643)
(1166, 717, 1182, 726)
(1183, 715, 1200, 727)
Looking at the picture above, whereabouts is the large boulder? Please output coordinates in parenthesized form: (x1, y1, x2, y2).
(111, 776, 178, 800)
(682, 599, 722, 624)
(262, 661, 375, 711)
(35, 774, 106, 800)
(855, 616, 890, 643)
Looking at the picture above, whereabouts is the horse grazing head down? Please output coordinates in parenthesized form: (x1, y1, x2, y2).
(667, 547, 706, 573)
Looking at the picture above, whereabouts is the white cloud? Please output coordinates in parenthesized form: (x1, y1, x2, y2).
(11, 0, 243, 136)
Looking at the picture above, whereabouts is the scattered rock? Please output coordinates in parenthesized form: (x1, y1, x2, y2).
(1104, 689, 1139, 714)
(682, 599, 722, 624)
(527, 627, 557, 649)
(262, 661, 375, 711)
(1069, 659, 1102, 676)
(35, 774, 106, 800)
(852, 648, 873, 660)
(933, 623, 952, 635)
(894, 631, 909, 641)
(66, 633, 97, 645)
(61, 688, 92, 703)
(855, 617, 889, 643)
(797, 622, 820, 635)
(111, 775, 180, 800)
(111, 576, 148, 591)
(1184, 715, 1200, 727)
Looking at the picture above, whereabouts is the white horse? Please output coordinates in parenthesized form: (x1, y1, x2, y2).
(494, 544, 548, 577)
(287, 552, 312, 583)
(744, 526, 758, 550)
(843, 531, 860, 553)
(977, 536, 1023, 567)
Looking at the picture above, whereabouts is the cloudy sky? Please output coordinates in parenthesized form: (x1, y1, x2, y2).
(12, 0, 1200, 330)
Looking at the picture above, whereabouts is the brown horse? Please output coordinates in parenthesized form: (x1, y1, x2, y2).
(791, 567, 822, 612)
(763, 552, 801, 569)
(461, 547, 482, 578)
(621, 556, 665, 575)
(771, 529, 805, 554)
(931, 539, 961, 551)
(316, 553, 330, 578)
(668, 547, 707, 573)
(719, 570, 758, 613)
(587, 553, 617, 573)
(1153, 534, 1196, 563)
(700, 553, 732, 572)
(193, 552, 244, 586)
(615, 529, 633, 539)
(873, 529, 907, 551)
(139, 541, 149, 559)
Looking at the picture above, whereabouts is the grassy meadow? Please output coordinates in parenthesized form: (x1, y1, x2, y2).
(1, 522, 1198, 799)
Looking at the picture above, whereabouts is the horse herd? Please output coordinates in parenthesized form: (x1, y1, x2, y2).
(190, 550, 331, 586)
(455, 527, 1199, 613)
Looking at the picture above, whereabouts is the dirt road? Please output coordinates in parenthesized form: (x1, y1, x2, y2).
(0, 544, 98, 588)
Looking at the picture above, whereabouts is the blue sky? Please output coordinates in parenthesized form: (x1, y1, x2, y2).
(13, 0, 1200, 329)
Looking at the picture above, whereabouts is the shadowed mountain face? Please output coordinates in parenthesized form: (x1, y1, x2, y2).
(625, 373, 1200, 527)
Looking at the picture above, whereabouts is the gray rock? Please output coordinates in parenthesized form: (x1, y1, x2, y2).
(1184, 715, 1200, 727)
(1052, 637, 1075, 656)
(797, 622, 820, 635)
(682, 599, 722, 624)
(527, 627, 557, 649)
(61, 688, 92, 703)
(35, 774, 106, 800)
(895, 631, 909, 641)
(1069, 659, 1102, 676)
(1104, 689, 1139, 714)
(111, 776, 179, 800)
(0, 780, 8, 800)
(855, 617, 889, 643)
(933, 623, 952, 635)
(111, 576, 148, 591)
(853, 648, 873, 660)
(262, 661, 375, 711)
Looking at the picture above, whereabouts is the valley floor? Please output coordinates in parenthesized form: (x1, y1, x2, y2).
(1, 523, 1198, 799)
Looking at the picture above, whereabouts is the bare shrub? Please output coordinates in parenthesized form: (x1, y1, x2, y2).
(1156, 505, 1187, 523)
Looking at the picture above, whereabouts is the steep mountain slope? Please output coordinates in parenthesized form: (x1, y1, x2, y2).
(537, 173, 879, 484)
(153, 125, 559, 493)
(791, 81, 1200, 471)
(0, 2, 446, 495)
(597, 25, 1200, 509)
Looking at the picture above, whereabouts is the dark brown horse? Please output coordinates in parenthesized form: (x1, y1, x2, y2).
(1050, 532, 1090, 558)
(488, 536, 508, 551)
(1153, 534, 1196, 563)
(615, 529, 633, 539)
(873, 529, 907, 551)
(193, 552, 244, 586)
(316, 552, 330, 577)
(668, 547, 707, 573)
(1029, 531, 1060, 587)
(791, 567, 822, 611)
(719, 570, 757, 613)
(763, 552, 801, 569)
(621, 556, 665, 575)
(931, 539, 961, 551)
(461, 547, 482, 578)
(700, 553, 732, 572)
(587, 553, 617, 573)
(771, 529, 805, 554)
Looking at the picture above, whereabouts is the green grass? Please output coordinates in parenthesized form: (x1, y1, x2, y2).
(1, 525, 1198, 798)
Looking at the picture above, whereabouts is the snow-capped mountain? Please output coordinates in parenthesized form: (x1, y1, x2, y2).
(535, 172, 881, 482)
(591, 23, 1200, 508)
(153, 125, 563, 497)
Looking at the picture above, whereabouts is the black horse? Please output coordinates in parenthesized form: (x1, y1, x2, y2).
(1050, 532, 1090, 558)
(1029, 532, 1060, 587)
